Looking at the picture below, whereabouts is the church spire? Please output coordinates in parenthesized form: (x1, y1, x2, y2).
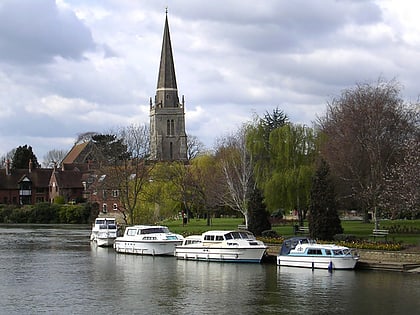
(156, 11, 178, 99)
(149, 11, 187, 161)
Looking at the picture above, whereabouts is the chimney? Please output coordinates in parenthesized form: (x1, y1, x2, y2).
(29, 159, 33, 173)
(5, 159, 10, 176)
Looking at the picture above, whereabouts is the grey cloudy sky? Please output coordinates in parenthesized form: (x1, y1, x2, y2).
(1, 0, 419, 162)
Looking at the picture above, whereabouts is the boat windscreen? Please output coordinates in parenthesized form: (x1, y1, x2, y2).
(230, 232, 242, 239)
(239, 232, 253, 239)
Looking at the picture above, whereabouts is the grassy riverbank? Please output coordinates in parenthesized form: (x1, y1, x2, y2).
(163, 217, 420, 247)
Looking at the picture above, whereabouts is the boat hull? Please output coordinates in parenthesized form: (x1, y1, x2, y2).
(175, 246, 267, 263)
(90, 232, 117, 247)
(277, 255, 358, 270)
(114, 239, 183, 256)
(95, 237, 116, 247)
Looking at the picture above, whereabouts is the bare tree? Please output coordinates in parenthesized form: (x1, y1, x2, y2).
(42, 149, 67, 168)
(216, 124, 254, 228)
(0, 149, 16, 167)
(101, 124, 152, 225)
(186, 134, 205, 161)
(318, 79, 417, 225)
(380, 136, 420, 219)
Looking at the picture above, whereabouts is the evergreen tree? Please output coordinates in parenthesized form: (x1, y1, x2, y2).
(309, 159, 343, 240)
(11, 145, 40, 169)
(91, 134, 129, 165)
(247, 185, 271, 236)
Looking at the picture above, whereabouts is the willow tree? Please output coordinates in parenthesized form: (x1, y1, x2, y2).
(261, 124, 317, 225)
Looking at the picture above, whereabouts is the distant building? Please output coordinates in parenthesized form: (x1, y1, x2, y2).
(149, 13, 187, 161)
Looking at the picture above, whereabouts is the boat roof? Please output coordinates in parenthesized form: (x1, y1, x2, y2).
(95, 217, 116, 221)
(284, 237, 349, 250)
(184, 235, 201, 240)
(127, 225, 168, 229)
(203, 230, 253, 235)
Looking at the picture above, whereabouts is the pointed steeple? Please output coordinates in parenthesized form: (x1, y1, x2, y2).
(155, 11, 179, 108)
(157, 12, 177, 90)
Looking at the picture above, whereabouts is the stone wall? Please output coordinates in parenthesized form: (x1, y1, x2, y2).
(357, 250, 420, 263)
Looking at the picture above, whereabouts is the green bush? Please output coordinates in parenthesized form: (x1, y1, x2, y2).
(0, 203, 94, 224)
(53, 196, 65, 204)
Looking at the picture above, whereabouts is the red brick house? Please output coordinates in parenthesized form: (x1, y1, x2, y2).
(49, 168, 85, 204)
(0, 160, 52, 205)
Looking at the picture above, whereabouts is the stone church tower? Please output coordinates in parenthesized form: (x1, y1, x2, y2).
(149, 13, 187, 161)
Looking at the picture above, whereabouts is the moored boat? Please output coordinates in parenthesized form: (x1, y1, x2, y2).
(90, 217, 118, 247)
(277, 237, 358, 270)
(175, 230, 267, 263)
(113, 225, 184, 256)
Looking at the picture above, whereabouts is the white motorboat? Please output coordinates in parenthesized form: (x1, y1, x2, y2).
(277, 237, 358, 270)
(175, 230, 267, 263)
(113, 225, 184, 256)
(90, 217, 118, 247)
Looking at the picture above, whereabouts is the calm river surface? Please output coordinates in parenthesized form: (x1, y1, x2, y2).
(0, 225, 419, 315)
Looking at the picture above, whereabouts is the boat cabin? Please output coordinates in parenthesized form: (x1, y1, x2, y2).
(201, 230, 259, 245)
(94, 218, 117, 230)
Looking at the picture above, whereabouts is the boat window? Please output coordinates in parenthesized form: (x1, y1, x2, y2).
(96, 219, 105, 225)
(107, 224, 117, 229)
(333, 249, 344, 255)
(185, 239, 199, 245)
(142, 236, 157, 240)
(325, 249, 332, 255)
(230, 232, 241, 239)
(127, 229, 137, 236)
(224, 233, 233, 240)
(204, 235, 215, 241)
(215, 236, 224, 241)
(343, 249, 351, 256)
(307, 249, 323, 255)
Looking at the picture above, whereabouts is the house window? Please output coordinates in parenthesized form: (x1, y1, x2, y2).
(113, 203, 118, 211)
(170, 142, 173, 160)
(112, 190, 119, 198)
(102, 204, 107, 213)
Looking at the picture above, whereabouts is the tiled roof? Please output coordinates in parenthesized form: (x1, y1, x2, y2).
(0, 168, 53, 189)
(53, 170, 84, 189)
(62, 141, 91, 164)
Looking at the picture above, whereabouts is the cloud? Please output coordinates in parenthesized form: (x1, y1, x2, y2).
(0, 0, 419, 163)
(0, 0, 95, 65)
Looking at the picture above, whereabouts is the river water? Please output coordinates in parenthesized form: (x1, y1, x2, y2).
(0, 225, 419, 315)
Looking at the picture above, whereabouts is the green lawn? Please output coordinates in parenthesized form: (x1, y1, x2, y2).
(162, 217, 420, 246)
